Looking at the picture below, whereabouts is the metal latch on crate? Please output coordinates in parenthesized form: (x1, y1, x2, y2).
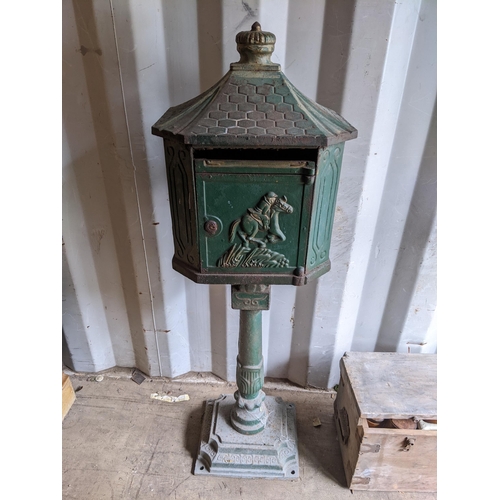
(337, 407, 350, 444)
(402, 437, 416, 452)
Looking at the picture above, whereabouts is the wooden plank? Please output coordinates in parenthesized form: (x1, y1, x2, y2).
(352, 419, 437, 492)
(341, 352, 437, 419)
(333, 367, 363, 487)
(62, 373, 76, 420)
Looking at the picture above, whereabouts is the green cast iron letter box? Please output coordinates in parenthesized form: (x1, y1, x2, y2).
(152, 23, 357, 287)
(152, 23, 357, 479)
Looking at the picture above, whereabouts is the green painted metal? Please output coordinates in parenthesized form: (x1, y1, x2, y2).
(163, 138, 199, 268)
(152, 68, 357, 147)
(194, 394, 299, 478)
(168, 145, 345, 285)
(306, 144, 344, 271)
(238, 310, 262, 372)
(153, 20, 356, 287)
(196, 166, 313, 275)
(230, 285, 268, 435)
(151, 18, 357, 150)
(231, 283, 270, 310)
(154, 21, 356, 479)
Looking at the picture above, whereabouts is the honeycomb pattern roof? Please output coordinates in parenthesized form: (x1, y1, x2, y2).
(153, 71, 357, 147)
(193, 80, 321, 138)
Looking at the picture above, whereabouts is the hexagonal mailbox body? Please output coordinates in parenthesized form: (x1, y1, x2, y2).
(152, 24, 357, 287)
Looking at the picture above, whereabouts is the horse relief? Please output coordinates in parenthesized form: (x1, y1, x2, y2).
(217, 192, 293, 269)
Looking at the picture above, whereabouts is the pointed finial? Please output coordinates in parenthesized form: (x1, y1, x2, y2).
(251, 22, 261, 32)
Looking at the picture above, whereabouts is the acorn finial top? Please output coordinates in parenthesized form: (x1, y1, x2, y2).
(251, 22, 261, 31)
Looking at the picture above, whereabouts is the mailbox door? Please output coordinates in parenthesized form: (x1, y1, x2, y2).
(195, 160, 314, 278)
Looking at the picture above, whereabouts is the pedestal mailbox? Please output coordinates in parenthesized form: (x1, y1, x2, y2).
(152, 22, 357, 479)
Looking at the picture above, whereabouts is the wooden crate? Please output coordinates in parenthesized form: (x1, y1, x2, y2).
(333, 352, 437, 492)
(62, 373, 76, 420)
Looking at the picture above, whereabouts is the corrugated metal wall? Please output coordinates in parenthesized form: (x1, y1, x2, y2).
(62, 0, 436, 389)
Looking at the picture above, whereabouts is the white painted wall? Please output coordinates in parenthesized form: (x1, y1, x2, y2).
(62, 0, 437, 388)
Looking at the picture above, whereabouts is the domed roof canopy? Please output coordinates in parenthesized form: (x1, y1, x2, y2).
(152, 23, 357, 147)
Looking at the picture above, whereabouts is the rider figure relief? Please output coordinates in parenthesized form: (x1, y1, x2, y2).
(217, 192, 293, 269)
(231, 192, 293, 248)
(247, 192, 276, 233)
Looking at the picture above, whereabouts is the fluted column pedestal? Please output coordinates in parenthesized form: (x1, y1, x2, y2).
(194, 285, 300, 479)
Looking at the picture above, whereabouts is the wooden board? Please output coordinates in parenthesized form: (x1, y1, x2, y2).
(341, 352, 437, 420)
(62, 373, 76, 420)
(334, 368, 364, 483)
(352, 419, 437, 492)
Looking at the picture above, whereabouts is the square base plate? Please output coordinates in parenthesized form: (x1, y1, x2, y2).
(194, 394, 299, 479)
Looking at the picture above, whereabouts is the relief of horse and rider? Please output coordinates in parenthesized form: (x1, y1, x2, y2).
(217, 192, 293, 269)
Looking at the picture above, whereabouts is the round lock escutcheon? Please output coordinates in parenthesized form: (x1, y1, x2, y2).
(203, 216, 223, 237)
(204, 220, 218, 235)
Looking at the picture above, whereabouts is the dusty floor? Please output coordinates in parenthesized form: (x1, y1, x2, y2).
(62, 369, 437, 499)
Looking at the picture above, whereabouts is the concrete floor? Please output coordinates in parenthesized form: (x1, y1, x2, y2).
(62, 369, 437, 499)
